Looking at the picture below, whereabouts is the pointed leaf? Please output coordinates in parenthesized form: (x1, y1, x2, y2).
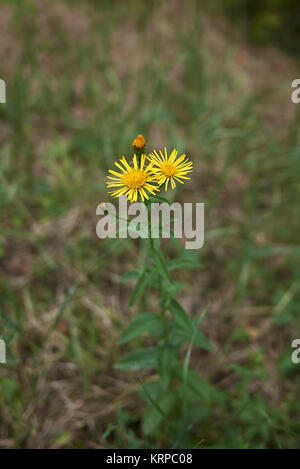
(115, 348, 157, 371)
(129, 270, 151, 306)
(119, 313, 164, 344)
(120, 270, 141, 283)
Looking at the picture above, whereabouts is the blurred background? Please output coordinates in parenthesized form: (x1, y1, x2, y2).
(0, 0, 299, 449)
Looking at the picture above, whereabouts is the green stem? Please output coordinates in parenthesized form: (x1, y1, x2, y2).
(145, 199, 170, 345)
(135, 149, 143, 167)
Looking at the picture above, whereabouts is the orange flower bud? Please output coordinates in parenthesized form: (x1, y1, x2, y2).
(132, 134, 146, 151)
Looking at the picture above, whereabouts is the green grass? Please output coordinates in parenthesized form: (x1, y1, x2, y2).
(0, 0, 299, 449)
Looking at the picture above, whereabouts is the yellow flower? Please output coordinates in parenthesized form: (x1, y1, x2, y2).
(106, 154, 158, 203)
(132, 134, 146, 151)
(148, 148, 193, 190)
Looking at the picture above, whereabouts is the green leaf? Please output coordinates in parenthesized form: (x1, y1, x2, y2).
(152, 250, 173, 283)
(50, 430, 73, 448)
(169, 299, 193, 331)
(192, 329, 211, 350)
(180, 322, 198, 436)
(184, 369, 218, 401)
(172, 326, 211, 350)
(149, 194, 171, 205)
(119, 313, 164, 344)
(169, 300, 211, 350)
(185, 406, 210, 424)
(115, 348, 157, 371)
(0, 308, 22, 335)
(103, 423, 118, 440)
(129, 270, 151, 306)
(166, 281, 185, 296)
(142, 386, 177, 436)
(168, 255, 201, 271)
(139, 378, 167, 421)
(1, 377, 19, 401)
(157, 345, 177, 389)
(120, 270, 141, 283)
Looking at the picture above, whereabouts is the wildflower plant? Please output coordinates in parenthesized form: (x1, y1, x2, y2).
(105, 135, 213, 447)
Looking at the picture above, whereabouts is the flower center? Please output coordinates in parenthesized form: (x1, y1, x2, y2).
(122, 169, 147, 189)
(161, 162, 177, 178)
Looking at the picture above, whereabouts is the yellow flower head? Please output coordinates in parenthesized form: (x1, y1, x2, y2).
(106, 154, 158, 203)
(148, 148, 193, 190)
(132, 134, 146, 151)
